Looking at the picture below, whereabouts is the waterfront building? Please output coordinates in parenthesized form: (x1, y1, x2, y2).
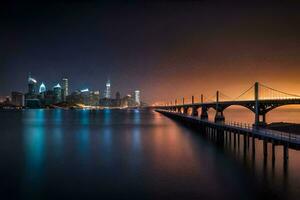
(39, 82, 46, 93)
(90, 91, 100, 106)
(66, 90, 81, 105)
(116, 91, 121, 100)
(25, 73, 40, 108)
(66, 89, 100, 106)
(121, 94, 137, 107)
(43, 90, 55, 106)
(104, 79, 111, 98)
(11, 92, 24, 107)
(28, 73, 37, 95)
(62, 78, 68, 101)
(53, 83, 62, 103)
(80, 88, 90, 105)
(134, 90, 140, 106)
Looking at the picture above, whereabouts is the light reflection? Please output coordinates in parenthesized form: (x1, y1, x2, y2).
(132, 128, 141, 150)
(77, 110, 90, 157)
(133, 109, 141, 125)
(23, 109, 45, 173)
(22, 109, 46, 198)
(52, 109, 63, 157)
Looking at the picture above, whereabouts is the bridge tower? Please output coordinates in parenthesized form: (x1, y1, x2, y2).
(191, 95, 198, 116)
(200, 94, 208, 120)
(254, 82, 267, 127)
(214, 91, 225, 123)
(182, 97, 188, 114)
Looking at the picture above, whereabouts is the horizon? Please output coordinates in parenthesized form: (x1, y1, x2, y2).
(1, 1, 300, 104)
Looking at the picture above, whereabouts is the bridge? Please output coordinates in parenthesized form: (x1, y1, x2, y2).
(155, 82, 300, 126)
(154, 82, 300, 167)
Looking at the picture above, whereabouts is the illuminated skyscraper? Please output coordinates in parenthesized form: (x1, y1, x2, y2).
(53, 83, 62, 103)
(134, 90, 140, 106)
(62, 78, 68, 101)
(28, 73, 37, 95)
(105, 79, 111, 98)
(39, 82, 46, 93)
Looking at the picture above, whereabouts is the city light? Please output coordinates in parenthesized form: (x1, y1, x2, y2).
(80, 88, 89, 92)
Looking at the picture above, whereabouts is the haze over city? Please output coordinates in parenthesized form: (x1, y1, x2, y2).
(1, 1, 300, 103)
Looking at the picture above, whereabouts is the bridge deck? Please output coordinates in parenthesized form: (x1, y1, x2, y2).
(156, 109, 300, 149)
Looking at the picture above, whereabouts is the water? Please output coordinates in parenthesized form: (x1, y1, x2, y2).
(0, 108, 299, 200)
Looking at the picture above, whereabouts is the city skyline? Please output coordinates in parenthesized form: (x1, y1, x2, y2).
(18, 72, 142, 108)
(1, 1, 300, 104)
(1, 1, 300, 200)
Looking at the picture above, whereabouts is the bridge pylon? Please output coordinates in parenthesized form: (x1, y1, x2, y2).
(254, 82, 267, 127)
(214, 91, 225, 123)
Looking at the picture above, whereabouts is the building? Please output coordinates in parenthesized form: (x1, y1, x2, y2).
(116, 91, 121, 100)
(62, 78, 68, 101)
(66, 90, 81, 105)
(104, 79, 111, 98)
(80, 88, 90, 105)
(53, 83, 62, 103)
(25, 73, 40, 108)
(43, 90, 55, 106)
(90, 91, 100, 106)
(39, 82, 46, 93)
(121, 94, 137, 107)
(11, 92, 24, 107)
(28, 73, 37, 95)
(66, 89, 100, 106)
(134, 90, 140, 106)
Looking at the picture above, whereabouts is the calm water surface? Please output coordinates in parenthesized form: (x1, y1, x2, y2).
(0, 109, 299, 200)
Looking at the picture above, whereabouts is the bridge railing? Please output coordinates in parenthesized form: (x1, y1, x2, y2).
(222, 120, 300, 142)
(157, 109, 300, 143)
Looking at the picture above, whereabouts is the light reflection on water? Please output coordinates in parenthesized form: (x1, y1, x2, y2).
(0, 108, 299, 199)
(22, 109, 46, 199)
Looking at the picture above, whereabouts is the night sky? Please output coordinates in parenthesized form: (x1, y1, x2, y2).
(1, 1, 300, 103)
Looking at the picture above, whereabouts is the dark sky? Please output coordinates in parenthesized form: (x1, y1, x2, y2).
(1, 1, 300, 103)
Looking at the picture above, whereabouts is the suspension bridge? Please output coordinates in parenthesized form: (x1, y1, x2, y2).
(155, 82, 300, 126)
(154, 82, 300, 165)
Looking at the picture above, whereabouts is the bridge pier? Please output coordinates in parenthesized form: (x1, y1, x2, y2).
(200, 106, 208, 120)
(214, 111, 225, 123)
(183, 107, 188, 115)
(214, 91, 225, 123)
(263, 140, 268, 158)
(233, 133, 236, 149)
(252, 137, 255, 156)
(272, 143, 276, 167)
(283, 144, 289, 163)
(254, 82, 267, 127)
(243, 134, 248, 154)
(192, 107, 198, 117)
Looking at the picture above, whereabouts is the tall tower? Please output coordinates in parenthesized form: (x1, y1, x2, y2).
(39, 82, 46, 93)
(105, 79, 111, 98)
(62, 78, 68, 101)
(28, 73, 37, 95)
(53, 83, 62, 103)
(134, 90, 140, 106)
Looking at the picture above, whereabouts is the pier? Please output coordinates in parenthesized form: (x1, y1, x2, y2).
(154, 82, 300, 167)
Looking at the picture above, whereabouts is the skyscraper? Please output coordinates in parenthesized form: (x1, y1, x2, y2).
(62, 78, 68, 101)
(105, 79, 111, 98)
(134, 90, 140, 106)
(53, 83, 62, 103)
(39, 82, 46, 93)
(28, 73, 37, 95)
(116, 91, 121, 100)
